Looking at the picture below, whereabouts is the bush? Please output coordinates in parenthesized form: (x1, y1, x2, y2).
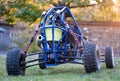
(15, 27, 39, 53)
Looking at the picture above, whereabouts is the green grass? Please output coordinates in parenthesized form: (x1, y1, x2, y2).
(0, 56, 120, 81)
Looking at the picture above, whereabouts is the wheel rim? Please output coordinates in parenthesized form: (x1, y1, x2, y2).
(96, 46, 101, 70)
(111, 47, 115, 67)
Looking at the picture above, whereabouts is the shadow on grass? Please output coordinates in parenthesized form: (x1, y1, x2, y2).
(3, 58, 119, 77)
(25, 61, 118, 76)
(26, 64, 86, 76)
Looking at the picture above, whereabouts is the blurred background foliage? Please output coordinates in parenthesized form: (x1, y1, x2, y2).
(0, 0, 119, 24)
(0, 0, 119, 52)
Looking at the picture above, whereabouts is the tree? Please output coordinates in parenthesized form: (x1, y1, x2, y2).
(89, 0, 119, 21)
(0, 0, 42, 24)
(0, 0, 119, 23)
(40, 0, 103, 9)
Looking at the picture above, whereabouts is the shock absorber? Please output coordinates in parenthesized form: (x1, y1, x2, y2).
(21, 24, 40, 54)
(21, 10, 47, 54)
(64, 22, 82, 50)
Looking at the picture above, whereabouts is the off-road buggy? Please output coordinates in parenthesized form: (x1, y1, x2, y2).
(6, 6, 115, 75)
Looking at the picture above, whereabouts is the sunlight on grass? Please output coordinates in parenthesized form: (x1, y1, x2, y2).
(0, 56, 120, 81)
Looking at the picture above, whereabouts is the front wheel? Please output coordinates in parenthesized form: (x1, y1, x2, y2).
(6, 48, 26, 75)
(82, 43, 101, 73)
(105, 46, 115, 68)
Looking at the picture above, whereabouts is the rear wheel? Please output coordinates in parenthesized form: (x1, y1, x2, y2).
(6, 48, 26, 75)
(38, 52, 46, 69)
(39, 62, 46, 69)
(82, 43, 101, 73)
(105, 46, 115, 68)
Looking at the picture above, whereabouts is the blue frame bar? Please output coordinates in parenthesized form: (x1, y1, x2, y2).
(39, 6, 83, 66)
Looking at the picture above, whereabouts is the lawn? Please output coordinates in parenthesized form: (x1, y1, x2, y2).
(0, 56, 120, 81)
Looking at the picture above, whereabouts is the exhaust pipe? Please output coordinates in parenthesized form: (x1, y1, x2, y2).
(36, 35, 44, 47)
